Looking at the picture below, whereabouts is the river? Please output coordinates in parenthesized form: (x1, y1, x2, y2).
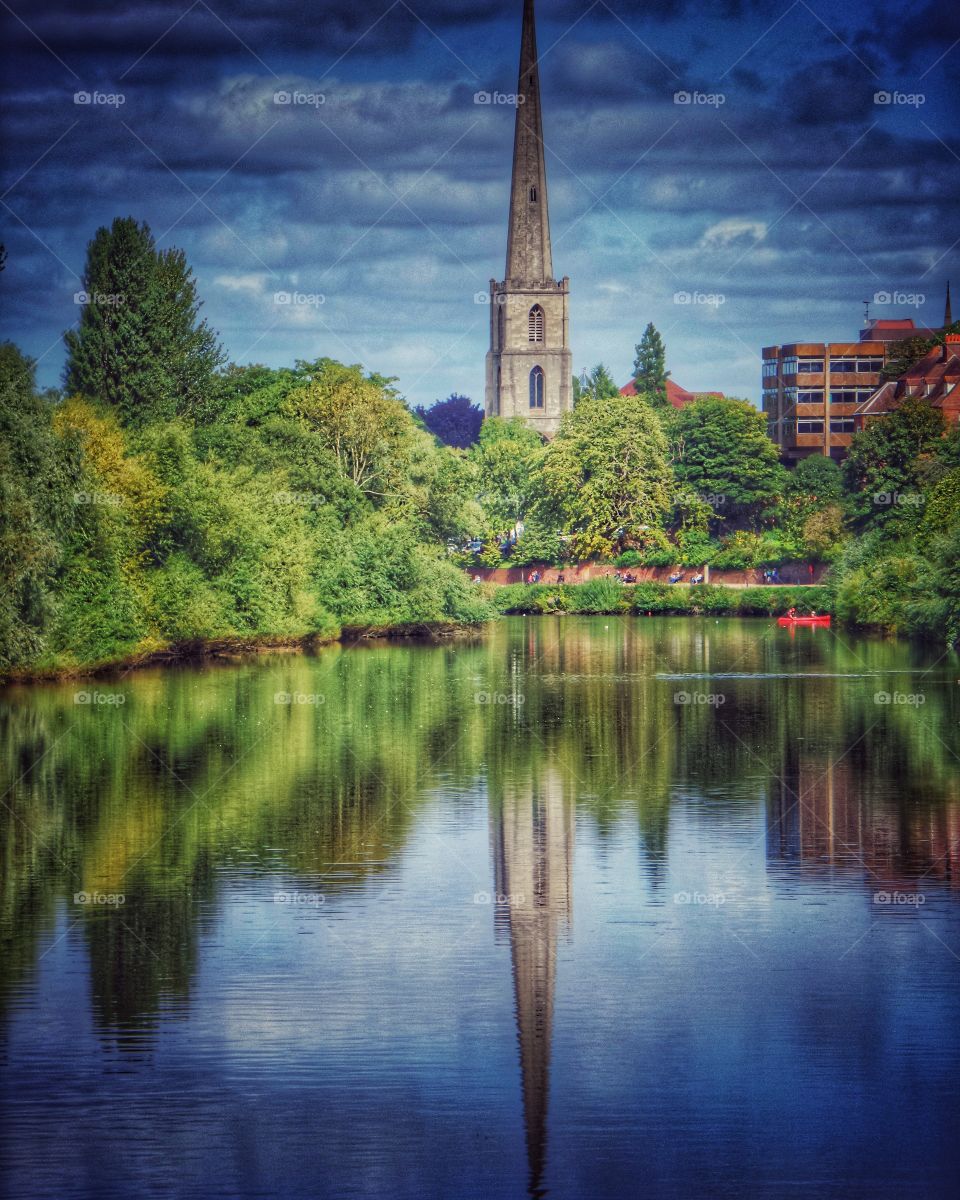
(2, 617, 959, 1199)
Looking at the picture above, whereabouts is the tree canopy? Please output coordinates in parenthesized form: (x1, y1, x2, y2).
(539, 396, 673, 558)
(64, 217, 224, 425)
(632, 323, 670, 407)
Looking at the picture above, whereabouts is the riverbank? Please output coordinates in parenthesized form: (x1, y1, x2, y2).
(0, 622, 481, 685)
(1, 583, 840, 684)
(490, 580, 834, 617)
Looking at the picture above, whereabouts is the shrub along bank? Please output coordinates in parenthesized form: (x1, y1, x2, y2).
(491, 580, 834, 617)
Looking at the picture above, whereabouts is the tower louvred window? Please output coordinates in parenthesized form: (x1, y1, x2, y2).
(528, 306, 544, 343)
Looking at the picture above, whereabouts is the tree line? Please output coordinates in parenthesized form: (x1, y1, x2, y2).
(2, 217, 960, 672)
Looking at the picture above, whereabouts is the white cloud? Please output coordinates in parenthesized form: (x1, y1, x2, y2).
(699, 219, 768, 249)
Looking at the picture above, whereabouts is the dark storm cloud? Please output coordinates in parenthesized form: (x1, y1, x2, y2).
(0, 0, 957, 405)
(777, 55, 881, 127)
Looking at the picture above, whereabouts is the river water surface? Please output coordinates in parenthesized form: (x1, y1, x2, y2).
(2, 617, 960, 1199)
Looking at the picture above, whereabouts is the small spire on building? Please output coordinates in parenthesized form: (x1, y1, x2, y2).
(945, 280, 953, 329)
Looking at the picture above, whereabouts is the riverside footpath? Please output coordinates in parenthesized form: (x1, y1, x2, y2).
(467, 562, 830, 587)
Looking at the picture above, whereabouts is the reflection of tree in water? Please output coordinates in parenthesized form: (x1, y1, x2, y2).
(2, 619, 958, 1040)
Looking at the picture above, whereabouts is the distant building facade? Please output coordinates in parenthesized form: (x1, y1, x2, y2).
(762, 319, 940, 463)
(855, 333, 960, 431)
(764, 291, 953, 463)
(485, 0, 572, 437)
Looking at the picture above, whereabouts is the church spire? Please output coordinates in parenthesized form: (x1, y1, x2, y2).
(945, 280, 953, 328)
(505, 0, 553, 284)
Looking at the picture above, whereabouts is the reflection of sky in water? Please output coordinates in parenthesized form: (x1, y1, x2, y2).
(2, 619, 960, 1199)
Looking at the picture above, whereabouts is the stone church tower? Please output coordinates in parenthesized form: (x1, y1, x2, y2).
(484, 0, 572, 436)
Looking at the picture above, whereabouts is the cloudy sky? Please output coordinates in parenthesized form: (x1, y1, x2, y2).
(1, 0, 958, 406)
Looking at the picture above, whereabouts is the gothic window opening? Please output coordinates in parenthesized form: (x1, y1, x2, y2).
(528, 305, 544, 343)
(529, 366, 544, 409)
(530, 186, 537, 202)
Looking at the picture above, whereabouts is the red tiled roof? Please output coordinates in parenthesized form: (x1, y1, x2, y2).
(619, 378, 724, 408)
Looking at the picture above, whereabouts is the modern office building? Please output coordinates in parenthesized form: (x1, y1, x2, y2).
(762, 318, 941, 463)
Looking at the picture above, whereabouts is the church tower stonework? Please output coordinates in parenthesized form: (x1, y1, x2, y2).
(485, 0, 572, 436)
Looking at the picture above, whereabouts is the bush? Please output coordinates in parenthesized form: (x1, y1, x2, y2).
(614, 549, 643, 568)
(641, 547, 678, 567)
(566, 576, 629, 614)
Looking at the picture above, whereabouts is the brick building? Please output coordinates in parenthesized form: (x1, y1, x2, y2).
(763, 318, 938, 463)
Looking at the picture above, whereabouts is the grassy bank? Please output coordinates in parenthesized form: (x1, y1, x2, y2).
(491, 579, 834, 617)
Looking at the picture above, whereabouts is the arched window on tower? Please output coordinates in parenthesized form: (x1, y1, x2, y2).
(530, 186, 537, 202)
(528, 305, 544, 343)
(497, 301, 505, 350)
(529, 366, 544, 409)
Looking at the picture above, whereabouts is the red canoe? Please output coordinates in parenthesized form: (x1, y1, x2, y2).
(777, 615, 831, 627)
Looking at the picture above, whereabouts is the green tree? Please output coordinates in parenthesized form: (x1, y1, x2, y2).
(669, 396, 786, 530)
(632, 323, 670, 407)
(843, 397, 945, 532)
(64, 217, 224, 425)
(0, 344, 79, 666)
(574, 363, 620, 404)
(539, 396, 672, 558)
(469, 417, 545, 533)
(285, 359, 415, 502)
(786, 454, 844, 504)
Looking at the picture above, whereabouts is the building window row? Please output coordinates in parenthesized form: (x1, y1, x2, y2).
(829, 389, 873, 404)
(762, 360, 779, 378)
(831, 418, 855, 434)
(781, 355, 823, 375)
(831, 357, 883, 374)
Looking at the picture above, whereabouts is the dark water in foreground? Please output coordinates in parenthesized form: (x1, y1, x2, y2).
(2, 617, 960, 1199)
